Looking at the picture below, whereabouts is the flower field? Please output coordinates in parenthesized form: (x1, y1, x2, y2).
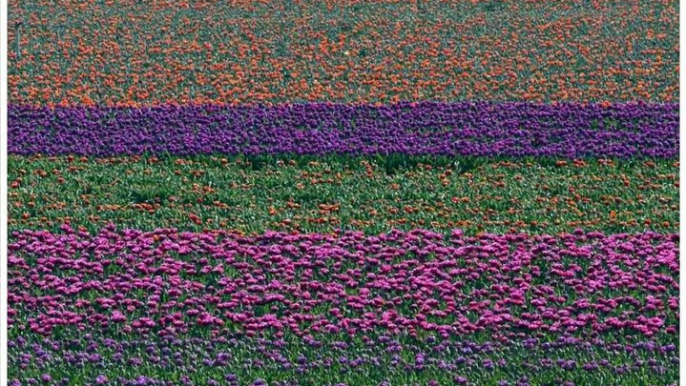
(7, 0, 679, 385)
(7, 228, 680, 385)
(8, 0, 678, 106)
(7, 103, 679, 158)
(7, 156, 679, 235)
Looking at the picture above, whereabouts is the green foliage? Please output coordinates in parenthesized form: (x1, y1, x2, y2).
(9, 155, 678, 235)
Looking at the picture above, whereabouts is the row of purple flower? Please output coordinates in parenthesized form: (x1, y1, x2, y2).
(9, 102, 678, 158)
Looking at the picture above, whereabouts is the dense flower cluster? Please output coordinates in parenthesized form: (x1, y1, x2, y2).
(10, 226, 678, 338)
(9, 0, 678, 106)
(8, 333, 679, 386)
(8, 102, 678, 158)
(8, 226, 679, 384)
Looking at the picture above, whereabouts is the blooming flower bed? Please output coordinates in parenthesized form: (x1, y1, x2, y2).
(8, 332, 679, 386)
(8, 0, 679, 384)
(9, 0, 678, 106)
(9, 102, 678, 158)
(8, 156, 679, 235)
(8, 227, 679, 385)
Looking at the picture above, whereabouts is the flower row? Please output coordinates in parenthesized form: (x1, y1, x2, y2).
(8, 332, 678, 386)
(9, 226, 678, 339)
(9, 102, 678, 158)
(8, 156, 679, 235)
(9, 0, 677, 105)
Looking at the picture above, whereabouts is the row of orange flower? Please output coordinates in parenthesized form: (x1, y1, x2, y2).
(9, 0, 677, 106)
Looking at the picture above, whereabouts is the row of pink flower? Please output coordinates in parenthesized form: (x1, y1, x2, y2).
(9, 226, 678, 339)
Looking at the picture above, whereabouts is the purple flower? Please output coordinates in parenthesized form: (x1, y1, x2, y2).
(9, 103, 677, 159)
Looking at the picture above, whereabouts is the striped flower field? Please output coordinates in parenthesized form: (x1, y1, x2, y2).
(8, 0, 678, 385)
